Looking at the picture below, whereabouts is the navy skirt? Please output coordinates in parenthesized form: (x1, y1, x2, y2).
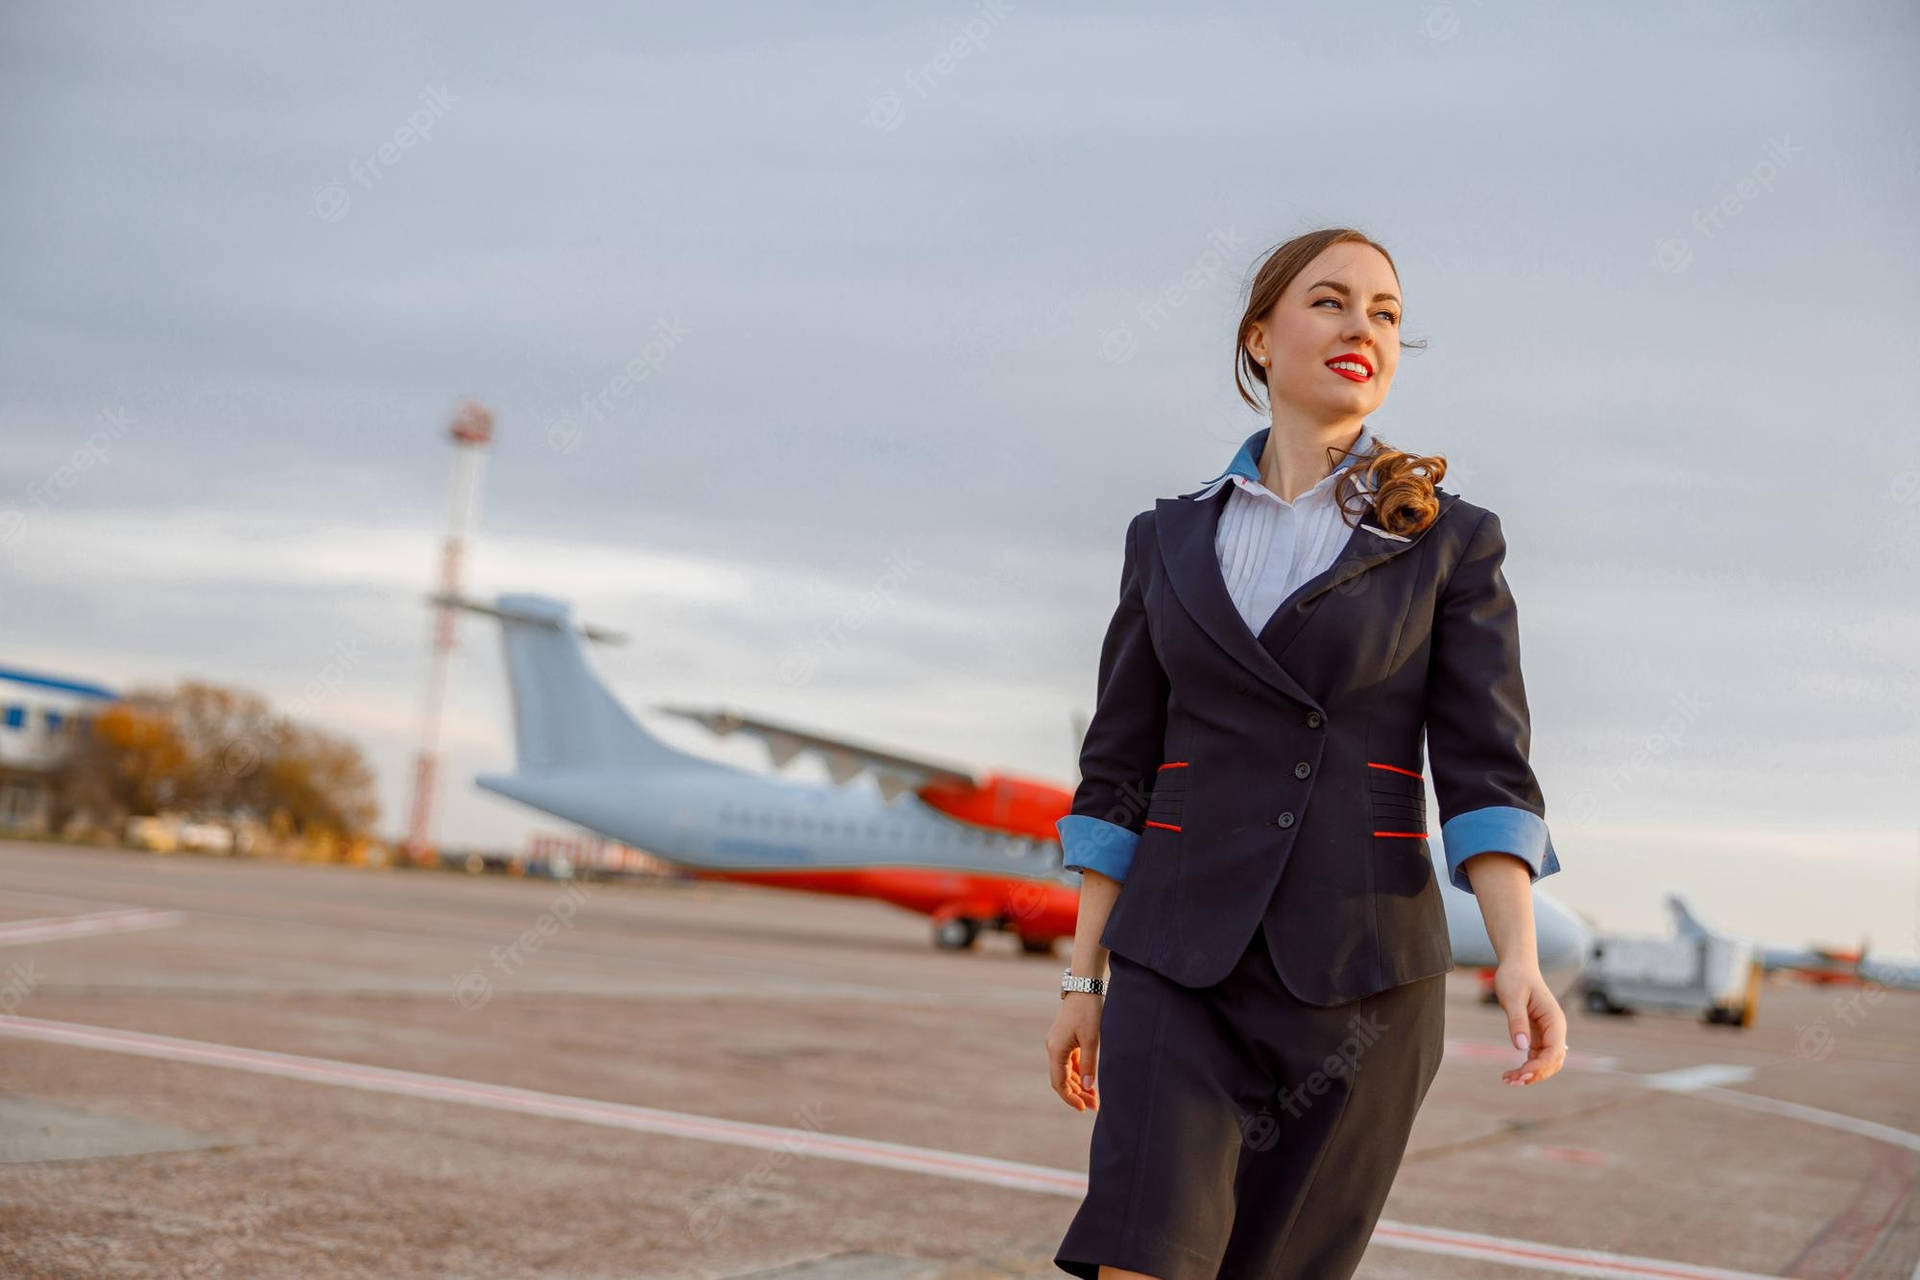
(1054, 925, 1446, 1280)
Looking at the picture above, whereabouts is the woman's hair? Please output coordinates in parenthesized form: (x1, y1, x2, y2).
(1233, 227, 1445, 539)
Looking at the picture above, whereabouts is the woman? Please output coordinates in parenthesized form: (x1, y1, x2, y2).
(1045, 227, 1568, 1280)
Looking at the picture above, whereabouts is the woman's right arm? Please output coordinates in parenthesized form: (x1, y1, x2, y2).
(1056, 510, 1171, 885)
(1047, 867, 1121, 1112)
(1047, 512, 1171, 1112)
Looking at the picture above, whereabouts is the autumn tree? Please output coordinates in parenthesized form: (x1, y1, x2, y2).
(50, 678, 379, 841)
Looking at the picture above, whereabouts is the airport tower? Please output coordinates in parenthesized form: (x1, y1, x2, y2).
(402, 399, 494, 868)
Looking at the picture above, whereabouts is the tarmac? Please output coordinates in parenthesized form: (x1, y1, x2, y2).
(0, 838, 1915, 1279)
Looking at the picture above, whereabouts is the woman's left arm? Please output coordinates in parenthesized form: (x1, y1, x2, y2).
(1427, 508, 1568, 1087)
(1462, 851, 1568, 1085)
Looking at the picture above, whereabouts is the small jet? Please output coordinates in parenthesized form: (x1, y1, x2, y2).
(437, 590, 1592, 976)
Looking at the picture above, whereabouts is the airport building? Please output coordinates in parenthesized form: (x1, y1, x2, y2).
(0, 664, 118, 834)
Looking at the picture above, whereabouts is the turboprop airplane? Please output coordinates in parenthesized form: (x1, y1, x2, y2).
(436, 590, 1593, 978)
(1667, 898, 1920, 992)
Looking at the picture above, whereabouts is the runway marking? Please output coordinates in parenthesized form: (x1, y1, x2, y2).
(0, 1014, 1795, 1278)
(1686, 1084, 1920, 1154)
(1368, 1221, 1780, 1278)
(1445, 1038, 1622, 1071)
(1523, 1143, 1618, 1167)
(0, 908, 184, 947)
(0, 1013, 1084, 1195)
(1640, 1064, 1757, 1092)
(1589, 1060, 1920, 1154)
(1779, 1143, 1916, 1280)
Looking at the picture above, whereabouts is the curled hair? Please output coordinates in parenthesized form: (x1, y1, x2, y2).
(1234, 228, 1443, 539)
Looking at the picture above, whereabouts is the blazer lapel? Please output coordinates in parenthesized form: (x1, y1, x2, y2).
(1255, 487, 1459, 657)
(1154, 483, 1458, 706)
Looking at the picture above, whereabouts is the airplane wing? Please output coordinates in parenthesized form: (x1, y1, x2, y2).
(1759, 944, 1848, 973)
(652, 704, 980, 801)
(1757, 942, 1920, 990)
(1660, 898, 1920, 991)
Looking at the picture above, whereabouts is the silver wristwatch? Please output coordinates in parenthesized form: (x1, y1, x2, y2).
(1061, 968, 1107, 999)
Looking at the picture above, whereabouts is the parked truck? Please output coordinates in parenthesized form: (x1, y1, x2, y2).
(1579, 896, 1763, 1026)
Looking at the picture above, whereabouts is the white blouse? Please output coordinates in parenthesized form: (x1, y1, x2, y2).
(1193, 420, 1381, 636)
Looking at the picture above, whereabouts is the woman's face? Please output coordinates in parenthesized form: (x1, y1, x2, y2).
(1247, 242, 1401, 419)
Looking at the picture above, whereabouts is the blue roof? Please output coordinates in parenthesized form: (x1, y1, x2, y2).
(0, 664, 118, 700)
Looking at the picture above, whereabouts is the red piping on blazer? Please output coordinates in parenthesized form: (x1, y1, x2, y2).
(1367, 760, 1422, 778)
(1368, 760, 1426, 837)
(1147, 761, 1188, 829)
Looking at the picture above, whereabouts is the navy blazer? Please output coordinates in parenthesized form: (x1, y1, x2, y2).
(1059, 451, 1560, 1005)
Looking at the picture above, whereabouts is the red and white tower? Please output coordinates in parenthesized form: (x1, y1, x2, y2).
(404, 399, 495, 867)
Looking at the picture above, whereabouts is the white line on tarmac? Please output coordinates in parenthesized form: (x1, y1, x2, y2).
(0, 908, 184, 947)
(1639, 1064, 1758, 1091)
(1368, 1221, 1779, 1279)
(1592, 1060, 1920, 1154)
(0, 1014, 1783, 1278)
(1687, 1083, 1920, 1154)
(1444, 1038, 1622, 1072)
(0, 1013, 1083, 1195)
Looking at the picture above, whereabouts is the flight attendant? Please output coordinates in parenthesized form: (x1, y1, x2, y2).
(1045, 227, 1568, 1280)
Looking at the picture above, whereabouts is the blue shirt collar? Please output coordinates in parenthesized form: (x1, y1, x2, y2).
(1193, 421, 1381, 501)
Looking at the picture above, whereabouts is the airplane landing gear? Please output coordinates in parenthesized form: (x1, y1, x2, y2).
(931, 911, 1062, 955)
(934, 916, 980, 950)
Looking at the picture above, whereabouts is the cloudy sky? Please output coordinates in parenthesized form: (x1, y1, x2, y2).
(4, 2, 1915, 948)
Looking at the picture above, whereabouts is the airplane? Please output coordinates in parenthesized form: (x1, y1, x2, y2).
(1671, 896, 1920, 992)
(435, 590, 1593, 980)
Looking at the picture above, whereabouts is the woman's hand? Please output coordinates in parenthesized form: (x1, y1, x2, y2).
(1494, 961, 1568, 1086)
(1046, 996, 1103, 1111)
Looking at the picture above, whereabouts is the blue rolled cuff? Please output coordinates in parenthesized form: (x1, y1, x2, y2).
(1441, 805, 1560, 895)
(1057, 815, 1140, 883)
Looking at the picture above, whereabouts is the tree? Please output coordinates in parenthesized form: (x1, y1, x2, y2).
(49, 678, 380, 844)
